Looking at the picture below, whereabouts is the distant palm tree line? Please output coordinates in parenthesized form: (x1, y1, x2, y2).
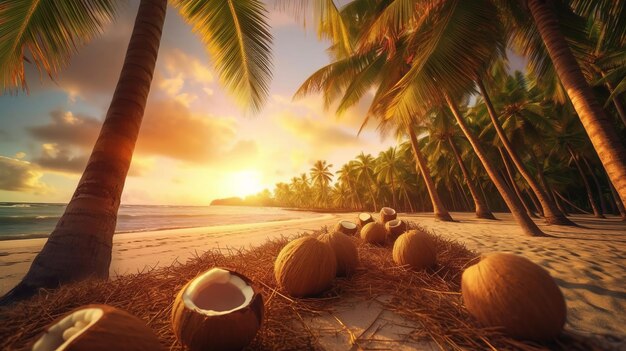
(269, 71, 625, 221)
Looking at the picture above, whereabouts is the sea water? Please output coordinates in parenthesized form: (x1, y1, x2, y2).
(0, 203, 314, 241)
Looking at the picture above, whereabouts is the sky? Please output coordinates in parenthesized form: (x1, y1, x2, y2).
(0, 2, 397, 205)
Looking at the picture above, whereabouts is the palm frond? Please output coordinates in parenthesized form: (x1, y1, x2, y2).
(0, 0, 117, 92)
(174, 0, 273, 113)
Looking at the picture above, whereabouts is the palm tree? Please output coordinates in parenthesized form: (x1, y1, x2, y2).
(0, 0, 272, 302)
(337, 161, 363, 210)
(375, 147, 403, 209)
(310, 160, 334, 207)
(354, 152, 379, 212)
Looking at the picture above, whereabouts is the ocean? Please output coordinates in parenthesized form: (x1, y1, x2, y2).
(0, 203, 314, 241)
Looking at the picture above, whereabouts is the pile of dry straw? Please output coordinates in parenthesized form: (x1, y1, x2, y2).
(0, 223, 613, 350)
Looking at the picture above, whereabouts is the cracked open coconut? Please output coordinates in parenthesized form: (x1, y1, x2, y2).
(380, 207, 397, 223)
(385, 219, 406, 238)
(32, 304, 163, 351)
(171, 268, 263, 351)
(357, 212, 374, 227)
(334, 220, 358, 236)
(461, 253, 566, 341)
(274, 236, 337, 297)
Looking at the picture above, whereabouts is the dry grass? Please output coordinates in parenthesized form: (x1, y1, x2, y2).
(0, 223, 615, 350)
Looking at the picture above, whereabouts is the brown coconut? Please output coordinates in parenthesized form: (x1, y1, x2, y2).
(171, 268, 263, 351)
(385, 219, 406, 238)
(392, 230, 436, 270)
(357, 212, 374, 227)
(274, 236, 337, 297)
(380, 207, 397, 223)
(360, 222, 387, 245)
(318, 231, 359, 276)
(32, 304, 164, 351)
(333, 220, 358, 236)
(461, 253, 566, 341)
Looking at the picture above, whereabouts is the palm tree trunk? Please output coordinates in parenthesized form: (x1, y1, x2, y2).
(499, 147, 538, 218)
(566, 144, 604, 218)
(552, 189, 569, 216)
(447, 137, 496, 219)
(1, 0, 167, 304)
(367, 175, 378, 212)
(476, 78, 573, 225)
(527, 0, 626, 205)
(407, 127, 453, 221)
(477, 180, 494, 212)
(390, 173, 398, 209)
(403, 188, 415, 213)
(526, 187, 544, 217)
(582, 156, 608, 214)
(456, 178, 472, 211)
(555, 191, 591, 215)
(608, 181, 626, 220)
(445, 94, 545, 236)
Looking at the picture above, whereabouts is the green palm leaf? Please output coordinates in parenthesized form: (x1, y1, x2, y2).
(173, 0, 273, 112)
(0, 0, 117, 92)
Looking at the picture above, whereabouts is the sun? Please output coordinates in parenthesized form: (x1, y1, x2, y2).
(230, 170, 263, 198)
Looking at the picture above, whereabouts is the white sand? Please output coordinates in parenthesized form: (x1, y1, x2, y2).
(0, 211, 624, 344)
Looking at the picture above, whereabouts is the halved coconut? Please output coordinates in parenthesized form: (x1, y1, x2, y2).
(334, 220, 358, 236)
(360, 222, 387, 245)
(357, 213, 374, 227)
(385, 219, 407, 238)
(318, 231, 359, 276)
(171, 268, 263, 351)
(462, 253, 566, 340)
(379, 207, 397, 223)
(274, 236, 337, 297)
(32, 304, 164, 351)
(392, 230, 436, 270)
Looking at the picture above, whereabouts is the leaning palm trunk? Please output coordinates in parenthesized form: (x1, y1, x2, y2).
(408, 127, 453, 221)
(566, 144, 604, 218)
(528, 0, 626, 205)
(498, 147, 538, 218)
(608, 181, 626, 220)
(582, 156, 608, 214)
(1, 0, 167, 304)
(445, 94, 545, 236)
(447, 137, 495, 219)
(477, 78, 574, 226)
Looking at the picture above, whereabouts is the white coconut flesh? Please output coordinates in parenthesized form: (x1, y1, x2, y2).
(359, 213, 372, 221)
(32, 308, 104, 351)
(388, 219, 402, 228)
(382, 207, 396, 215)
(339, 221, 357, 230)
(183, 268, 254, 316)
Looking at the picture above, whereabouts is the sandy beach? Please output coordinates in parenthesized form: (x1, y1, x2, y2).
(1, 211, 625, 343)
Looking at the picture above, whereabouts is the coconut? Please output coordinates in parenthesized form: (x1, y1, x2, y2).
(333, 220, 358, 236)
(318, 231, 359, 276)
(360, 222, 387, 245)
(392, 230, 436, 270)
(32, 304, 164, 351)
(274, 236, 337, 297)
(385, 219, 406, 238)
(357, 212, 374, 227)
(380, 207, 397, 223)
(171, 268, 263, 351)
(461, 253, 566, 341)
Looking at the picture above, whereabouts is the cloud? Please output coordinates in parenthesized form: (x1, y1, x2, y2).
(28, 110, 101, 149)
(276, 112, 361, 147)
(0, 156, 49, 193)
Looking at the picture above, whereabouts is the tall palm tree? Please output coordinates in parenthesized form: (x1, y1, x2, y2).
(310, 160, 334, 207)
(0, 0, 272, 302)
(375, 147, 402, 209)
(337, 161, 363, 210)
(354, 152, 379, 212)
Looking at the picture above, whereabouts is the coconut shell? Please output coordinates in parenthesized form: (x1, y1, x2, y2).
(392, 230, 436, 270)
(333, 220, 358, 236)
(380, 207, 397, 223)
(357, 213, 374, 227)
(318, 232, 359, 276)
(32, 304, 164, 351)
(171, 269, 263, 351)
(461, 253, 566, 341)
(385, 219, 406, 238)
(360, 222, 387, 245)
(274, 236, 337, 297)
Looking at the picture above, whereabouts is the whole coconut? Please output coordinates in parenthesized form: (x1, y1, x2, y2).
(360, 222, 387, 245)
(32, 305, 164, 351)
(274, 236, 337, 297)
(392, 230, 436, 270)
(461, 253, 566, 341)
(334, 220, 358, 236)
(318, 232, 359, 276)
(171, 268, 263, 351)
(379, 207, 397, 223)
(385, 219, 407, 238)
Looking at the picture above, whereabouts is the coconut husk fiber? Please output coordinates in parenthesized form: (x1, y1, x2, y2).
(0, 223, 615, 351)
